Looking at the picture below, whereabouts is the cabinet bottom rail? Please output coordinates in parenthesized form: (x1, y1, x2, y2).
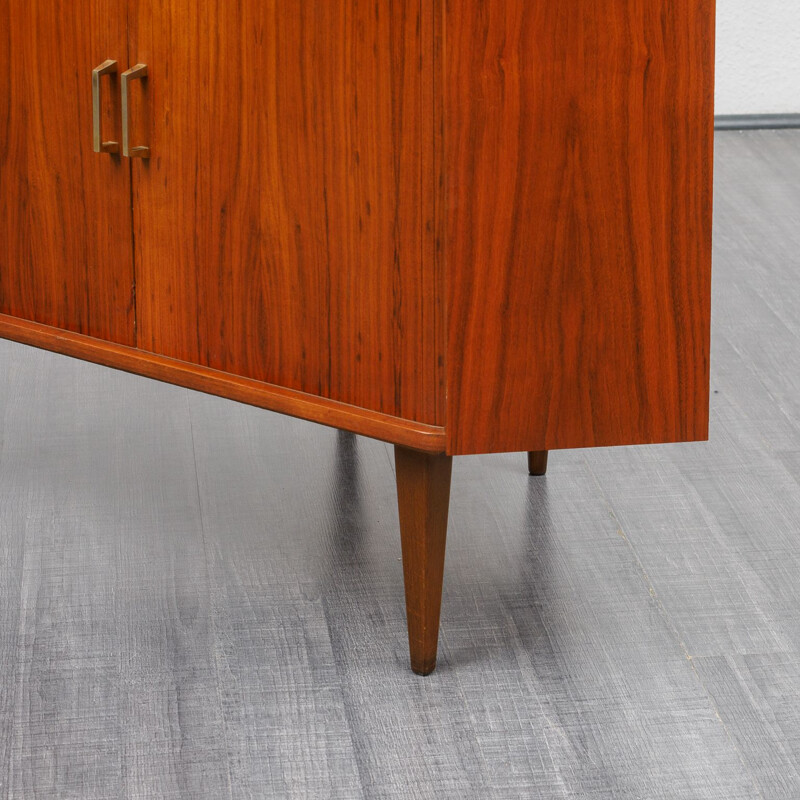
(0, 314, 445, 453)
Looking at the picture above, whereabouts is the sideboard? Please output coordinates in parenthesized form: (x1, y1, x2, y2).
(0, 0, 715, 674)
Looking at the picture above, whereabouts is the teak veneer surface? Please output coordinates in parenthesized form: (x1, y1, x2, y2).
(444, 0, 715, 454)
(0, 1, 714, 457)
(0, 0, 135, 346)
(128, 0, 442, 427)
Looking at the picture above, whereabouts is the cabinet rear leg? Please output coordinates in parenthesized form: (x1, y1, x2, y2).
(394, 446, 452, 676)
(528, 450, 549, 476)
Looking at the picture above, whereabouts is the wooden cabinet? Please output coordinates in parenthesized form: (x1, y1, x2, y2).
(0, 0, 715, 674)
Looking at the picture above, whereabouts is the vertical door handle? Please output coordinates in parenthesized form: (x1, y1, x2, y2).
(121, 63, 150, 158)
(92, 60, 119, 154)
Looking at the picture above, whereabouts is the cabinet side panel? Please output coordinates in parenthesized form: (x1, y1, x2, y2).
(130, 0, 441, 425)
(444, 0, 715, 454)
(0, 0, 135, 346)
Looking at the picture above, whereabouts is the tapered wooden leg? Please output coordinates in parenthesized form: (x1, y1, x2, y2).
(394, 446, 453, 676)
(528, 450, 549, 476)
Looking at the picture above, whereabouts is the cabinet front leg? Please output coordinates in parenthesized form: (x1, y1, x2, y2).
(394, 446, 453, 676)
(528, 450, 549, 476)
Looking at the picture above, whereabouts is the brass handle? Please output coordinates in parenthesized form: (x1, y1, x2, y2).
(92, 60, 119, 154)
(121, 63, 150, 158)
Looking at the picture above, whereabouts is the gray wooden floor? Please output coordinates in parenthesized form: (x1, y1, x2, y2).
(2, 129, 800, 799)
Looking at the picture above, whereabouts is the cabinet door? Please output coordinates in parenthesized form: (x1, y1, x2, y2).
(128, 1, 441, 425)
(0, 0, 136, 346)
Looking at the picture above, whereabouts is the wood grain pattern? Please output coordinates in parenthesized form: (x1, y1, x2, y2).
(0, 313, 446, 452)
(0, 0, 135, 346)
(128, 0, 441, 425)
(444, 0, 716, 454)
(394, 446, 452, 675)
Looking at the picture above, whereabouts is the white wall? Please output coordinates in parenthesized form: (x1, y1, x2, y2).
(716, 0, 800, 115)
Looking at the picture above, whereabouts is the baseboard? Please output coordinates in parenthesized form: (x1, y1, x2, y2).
(715, 114, 800, 131)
